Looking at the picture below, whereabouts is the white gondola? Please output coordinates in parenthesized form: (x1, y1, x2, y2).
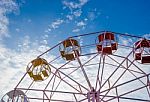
(1, 90, 29, 102)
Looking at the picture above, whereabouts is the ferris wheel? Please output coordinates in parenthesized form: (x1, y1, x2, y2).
(1, 31, 150, 102)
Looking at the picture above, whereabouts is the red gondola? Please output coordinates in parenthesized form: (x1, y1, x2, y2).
(134, 39, 150, 64)
(97, 32, 117, 54)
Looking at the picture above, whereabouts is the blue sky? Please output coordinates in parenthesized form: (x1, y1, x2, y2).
(2, 0, 150, 49)
(0, 0, 150, 101)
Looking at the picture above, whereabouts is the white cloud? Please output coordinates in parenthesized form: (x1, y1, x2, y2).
(62, 0, 88, 9)
(0, 14, 9, 37)
(62, 1, 101, 34)
(0, 0, 18, 12)
(87, 11, 97, 21)
(72, 21, 87, 33)
(143, 33, 150, 39)
(27, 19, 31, 23)
(47, 19, 64, 31)
(0, 35, 52, 99)
(0, 0, 19, 38)
(51, 19, 64, 29)
(45, 19, 64, 33)
(62, 0, 88, 19)
(77, 21, 86, 26)
(72, 28, 80, 33)
(87, 8, 101, 21)
(45, 0, 91, 33)
(45, 28, 51, 33)
(46, 0, 101, 34)
(15, 28, 20, 32)
(66, 14, 74, 20)
(84, 18, 88, 21)
(79, 0, 88, 6)
(73, 9, 82, 17)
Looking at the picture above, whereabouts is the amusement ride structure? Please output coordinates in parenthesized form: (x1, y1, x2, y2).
(1, 31, 150, 102)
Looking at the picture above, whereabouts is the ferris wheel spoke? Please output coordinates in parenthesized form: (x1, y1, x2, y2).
(75, 54, 93, 90)
(101, 59, 136, 100)
(73, 93, 78, 102)
(43, 61, 72, 91)
(48, 53, 100, 95)
(57, 66, 85, 92)
(99, 56, 105, 89)
(115, 87, 120, 102)
(99, 50, 133, 92)
(55, 67, 89, 91)
(44, 70, 58, 90)
(113, 53, 147, 75)
(78, 97, 87, 102)
(49, 55, 62, 63)
(127, 58, 147, 75)
(106, 84, 149, 101)
(108, 55, 145, 75)
(99, 75, 150, 101)
(37, 41, 62, 58)
(99, 94, 150, 102)
(59, 53, 100, 91)
(146, 75, 150, 97)
(100, 73, 150, 94)
(51, 69, 89, 98)
(24, 81, 34, 94)
(107, 55, 147, 86)
(44, 67, 86, 95)
(106, 61, 144, 74)
(95, 53, 102, 90)
(43, 91, 50, 101)
(49, 74, 57, 99)
(50, 71, 86, 100)
(51, 71, 83, 93)
(95, 55, 106, 91)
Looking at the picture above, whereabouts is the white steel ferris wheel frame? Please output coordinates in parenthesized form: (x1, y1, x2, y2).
(2, 31, 150, 102)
